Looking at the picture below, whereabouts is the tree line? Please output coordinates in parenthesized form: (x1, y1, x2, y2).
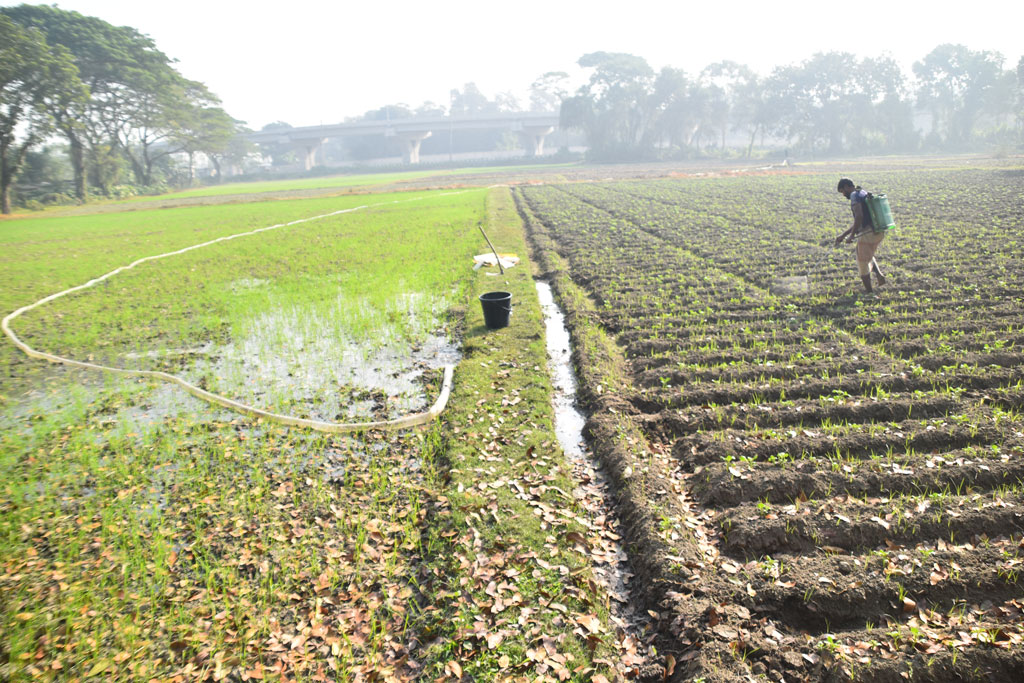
(3, 2, 1022, 212)
(254, 46, 1024, 166)
(1, 4, 248, 213)
(560, 49, 1024, 161)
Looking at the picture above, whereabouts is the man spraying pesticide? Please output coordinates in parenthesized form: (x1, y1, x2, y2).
(835, 178, 896, 294)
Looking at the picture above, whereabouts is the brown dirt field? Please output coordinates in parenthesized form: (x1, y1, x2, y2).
(517, 164, 1024, 681)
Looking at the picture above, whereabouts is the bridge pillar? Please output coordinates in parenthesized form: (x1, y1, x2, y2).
(392, 131, 431, 164)
(518, 125, 554, 157)
(295, 137, 326, 170)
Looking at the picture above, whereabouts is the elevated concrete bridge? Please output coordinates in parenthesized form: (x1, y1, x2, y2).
(247, 112, 559, 167)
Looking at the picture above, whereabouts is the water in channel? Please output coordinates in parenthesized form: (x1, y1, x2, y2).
(534, 281, 643, 633)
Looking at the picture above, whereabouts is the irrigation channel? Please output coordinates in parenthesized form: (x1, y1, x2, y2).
(535, 281, 648, 650)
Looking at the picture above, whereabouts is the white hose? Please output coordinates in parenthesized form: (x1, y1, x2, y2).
(3, 192, 468, 432)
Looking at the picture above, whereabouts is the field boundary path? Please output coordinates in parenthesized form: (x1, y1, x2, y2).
(2, 191, 478, 432)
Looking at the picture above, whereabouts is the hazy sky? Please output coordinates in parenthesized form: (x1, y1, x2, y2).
(23, 1, 1024, 129)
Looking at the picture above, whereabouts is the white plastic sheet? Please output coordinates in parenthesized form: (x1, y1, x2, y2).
(473, 253, 520, 270)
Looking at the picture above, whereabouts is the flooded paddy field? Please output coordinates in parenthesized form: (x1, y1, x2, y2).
(518, 161, 1024, 681)
(1, 186, 486, 678)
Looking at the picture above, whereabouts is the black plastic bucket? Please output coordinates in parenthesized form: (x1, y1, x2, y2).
(479, 291, 512, 329)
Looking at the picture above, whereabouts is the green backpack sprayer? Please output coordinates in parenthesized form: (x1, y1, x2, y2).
(863, 192, 897, 232)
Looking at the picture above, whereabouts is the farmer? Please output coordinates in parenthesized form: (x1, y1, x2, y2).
(835, 178, 886, 293)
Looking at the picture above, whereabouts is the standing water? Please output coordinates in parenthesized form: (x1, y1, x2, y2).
(535, 281, 645, 640)
(536, 282, 587, 460)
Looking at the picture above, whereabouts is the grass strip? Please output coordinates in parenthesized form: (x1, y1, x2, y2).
(411, 187, 623, 680)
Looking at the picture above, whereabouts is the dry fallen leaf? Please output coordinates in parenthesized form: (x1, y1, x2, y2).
(576, 613, 603, 634)
(664, 654, 677, 680)
(445, 660, 463, 679)
(565, 531, 591, 551)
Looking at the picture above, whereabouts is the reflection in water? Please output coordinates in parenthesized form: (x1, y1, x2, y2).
(4, 292, 461, 431)
(535, 280, 643, 632)
(187, 295, 461, 422)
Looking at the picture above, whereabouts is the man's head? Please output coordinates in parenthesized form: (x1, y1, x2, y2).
(837, 178, 855, 198)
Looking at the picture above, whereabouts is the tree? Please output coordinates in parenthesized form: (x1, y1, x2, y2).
(450, 83, 495, 116)
(0, 16, 85, 213)
(357, 104, 414, 121)
(529, 72, 569, 112)
(563, 52, 655, 160)
(859, 55, 918, 152)
(18, 145, 72, 200)
(87, 140, 127, 195)
(765, 52, 881, 154)
(559, 94, 596, 141)
(256, 121, 298, 166)
(647, 67, 696, 152)
(697, 61, 757, 152)
(914, 44, 1005, 147)
(975, 67, 1019, 143)
(172, 106, 239, 182)
(730, 71, 771, 157)
(2, 4, 178, 199)
(1017, 57, 1024, 143)
(203, 125, 255, 181)
(493, 91, 521, 112)
(415, 101, 446, 117)
(104, 75, 218, 186)
(3, 4, 232, 193)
